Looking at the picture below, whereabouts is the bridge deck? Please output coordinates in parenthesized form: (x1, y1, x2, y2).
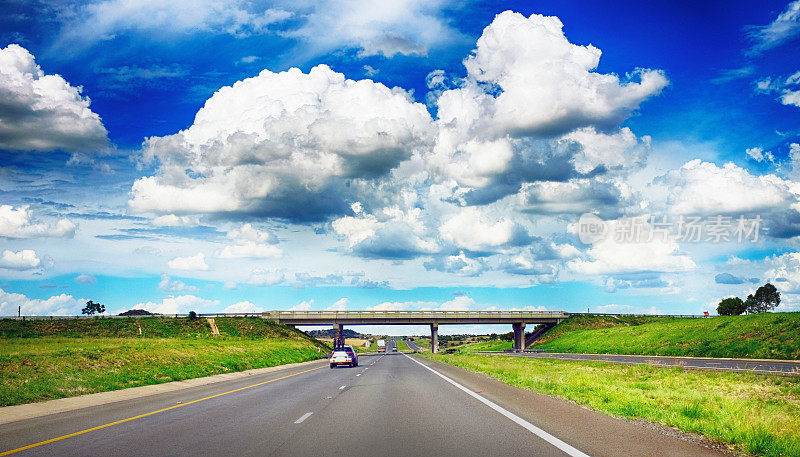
(263, 310, 568, 325)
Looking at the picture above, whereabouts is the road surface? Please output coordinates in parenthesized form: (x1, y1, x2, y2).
(488, 352, 800, 375)
(405, 338, 421, 352)
(0, 353, 729, 457)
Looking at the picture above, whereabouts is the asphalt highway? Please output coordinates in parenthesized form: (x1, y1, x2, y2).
(491, 351, 800, 375)
(0, 353, 730, 457)
(405, 338, 421, 352)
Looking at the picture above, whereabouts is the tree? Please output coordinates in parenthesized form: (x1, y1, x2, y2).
(82, 300, 105, 315)
(716, 297, 746, 316)
(746, 283, 781, 313)
(744, 294, 757, 314)
(188, 311, 198, 320)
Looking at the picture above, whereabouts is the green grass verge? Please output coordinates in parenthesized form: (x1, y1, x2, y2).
(444, 339, 512, 352)
(531, 313, 800, 360)
(0, 317, 328, 406)
(395, 339, 410, 352)
(424, 352, 800, 457)
(412, 337, 430, 351)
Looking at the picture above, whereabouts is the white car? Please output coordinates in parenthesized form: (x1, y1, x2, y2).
(330, 345, 358, 368)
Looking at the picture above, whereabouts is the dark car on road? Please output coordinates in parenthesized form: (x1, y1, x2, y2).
(330, 345, 358, 368)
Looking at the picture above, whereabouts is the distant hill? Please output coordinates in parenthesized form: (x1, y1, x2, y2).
(307, 328, 367, 339)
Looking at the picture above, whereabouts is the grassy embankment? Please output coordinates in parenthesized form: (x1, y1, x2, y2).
(530, 313, 800, 359)
(445, 314, 800, 359)
(424, 352, 800, 457)
(0, 317, 328, 406)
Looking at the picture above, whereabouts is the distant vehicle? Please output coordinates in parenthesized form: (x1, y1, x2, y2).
(392, 346, 398, 352)
(330, 345, 358, 368)
(377, 339, 386, 352)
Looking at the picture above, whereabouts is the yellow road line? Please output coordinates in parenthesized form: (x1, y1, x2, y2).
(0, 365, 325, 456)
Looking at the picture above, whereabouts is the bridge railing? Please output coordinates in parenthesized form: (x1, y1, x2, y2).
(263, 310, 569, 318)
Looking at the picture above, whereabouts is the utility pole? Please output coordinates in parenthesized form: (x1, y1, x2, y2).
(18, 305, 21, 317)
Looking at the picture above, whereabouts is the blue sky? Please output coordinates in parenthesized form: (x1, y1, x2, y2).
(2, 0, 800, 332)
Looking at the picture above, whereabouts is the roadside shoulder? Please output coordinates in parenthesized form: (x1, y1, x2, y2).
(0, 358, 326, 426)
(413, 354, 733, 457)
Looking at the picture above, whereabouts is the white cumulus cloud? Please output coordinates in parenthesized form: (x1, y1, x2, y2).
(439, 207, 530, 252)
(441, 11, 667, 137)
(0, 44, 108, 153)
(285, 0, 458, 59)
(167, 253, 209, 271)
(133, 295, 219, 315)
(75, 274, 97, 284)
(661, 159, 799, 215)
(0, 250, 41, 270)
(755, 70, 800, 108)
(152, 214, 196, 227)
(289, 300, 313, 311)
(326, 298, 349, 311)
(765, 252, 800, 294)
(568, 217, 697, 275)
(217, 223, 282, 259)
(223, 301, 263, 313)
(332, 205, 438, 259)
(56, 0, 292, 49)
(0, 288, 85, 316)
(158, 274, 197, 292)
(130, 65, 433, 220)
(0, 205, 76, 239)
(428, 11, 663, 206)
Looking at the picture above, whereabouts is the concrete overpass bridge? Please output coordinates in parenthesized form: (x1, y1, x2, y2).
(263, 310, 569, 353)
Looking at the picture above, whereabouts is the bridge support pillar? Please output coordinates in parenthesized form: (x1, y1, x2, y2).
(333, 323, 344, 350)
(430, 323, 439, 354)
(513, 322, 526, 352)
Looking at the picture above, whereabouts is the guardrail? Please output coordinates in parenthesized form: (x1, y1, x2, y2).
(264, 310, 568, 317)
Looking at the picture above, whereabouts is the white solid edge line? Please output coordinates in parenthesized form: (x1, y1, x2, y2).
(294, 412, 313, 424)
(403, 353, 590, 457)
